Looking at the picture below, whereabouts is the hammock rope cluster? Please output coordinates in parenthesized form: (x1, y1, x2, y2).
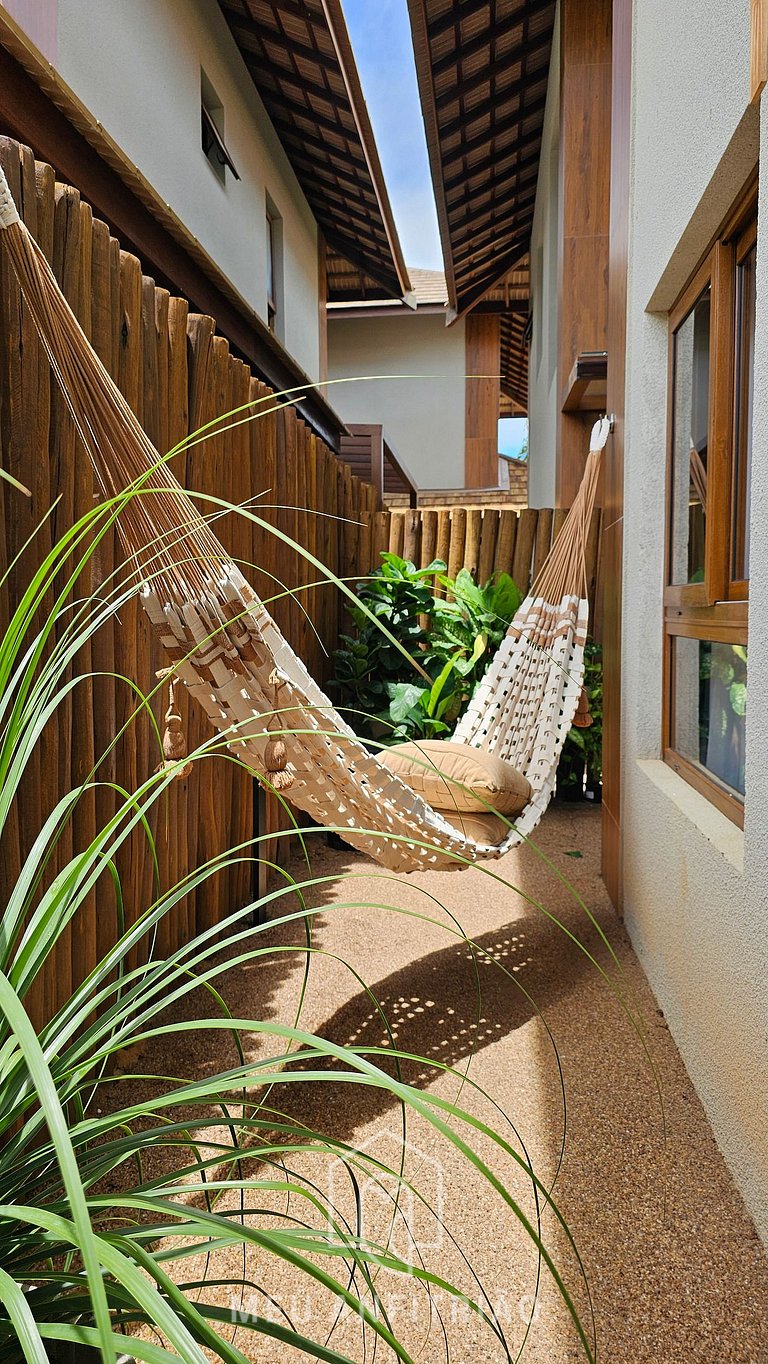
(0, 162, 609, 873)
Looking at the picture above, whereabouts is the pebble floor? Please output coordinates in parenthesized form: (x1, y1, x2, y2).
(127, 805, 768, 1363)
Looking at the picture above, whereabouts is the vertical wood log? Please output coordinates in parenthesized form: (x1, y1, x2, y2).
(47, 183, 85, 1010)
(532, 507, 554, 583)
(494, 509, 518, 580)
(477, 509, 499, 585)
(402, 508, 421, 564)
(166, 295, 191, 940)
(419, 509, 438, 571)
(388, 509, 405, 558)
(185, 313, 215, 932)
(69, 198, 98, 994)
(464, 509, 482, 579)
(0, 141, 31, 1013)
(115, 250, 143, 970)
(447, 508, 466, 583)
(435, 510, 451, 589)
(512, 508, 539, 595)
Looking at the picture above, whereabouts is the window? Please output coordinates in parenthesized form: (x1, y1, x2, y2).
(265, 196, 283, 338)
(664, 182, 756, 824)
(201, 70, 239, 184)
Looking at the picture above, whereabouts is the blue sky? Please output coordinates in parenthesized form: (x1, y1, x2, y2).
(343, 2, 528, 459)
(343, 0, 443, 271)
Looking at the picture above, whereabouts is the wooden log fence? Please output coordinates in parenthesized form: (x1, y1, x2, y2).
(0, 137, 603, 1026)
(384, 504, 602, 620)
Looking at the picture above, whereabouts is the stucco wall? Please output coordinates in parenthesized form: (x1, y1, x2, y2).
(621, 0, 768, 1240)
(527, 5, 560, 509)
(327, 312, 467, 489)
(49, 0, 320, 378)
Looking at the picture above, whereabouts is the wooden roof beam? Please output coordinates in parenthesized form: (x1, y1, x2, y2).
(443, 87, 548, 161)
(259, 89, 360, 142)
(281, 140, 382, 208)
(435, 24, 552, 106)
(320, 0, 411, 297)
(451, 240, 531, 319)
(226, 15, 340, 78)
(440, 66, 547, 138)
(239, 57, 347, 111)
(324, 229, 403, 298)
(452, 211, 538, 269)
(442, 93, 548, 186)
(446, 157, 539, 225)
(427, 0, 496, 41)
(431, 0, 553, 78)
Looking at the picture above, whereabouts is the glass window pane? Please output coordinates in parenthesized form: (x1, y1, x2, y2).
(266, 214, 275, 310)
(673, 637, 747, 796)
(733, 244, 756, 582)
(670, 286, 710, 585)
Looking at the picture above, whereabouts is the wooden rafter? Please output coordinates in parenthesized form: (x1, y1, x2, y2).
(217, 0, 410, 300)
(407, 0, 556, 317)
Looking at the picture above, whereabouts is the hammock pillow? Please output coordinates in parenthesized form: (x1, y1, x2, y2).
(380, 740, 531, 815)
(435, 807, 511, 846)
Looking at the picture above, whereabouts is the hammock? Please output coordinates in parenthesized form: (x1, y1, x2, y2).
(0, 163, 609, 873)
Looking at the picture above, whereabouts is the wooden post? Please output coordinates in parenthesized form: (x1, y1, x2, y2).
(751, 0, 768, 102)
(556, 0, 612, 507)
(464, 314, 501, 488)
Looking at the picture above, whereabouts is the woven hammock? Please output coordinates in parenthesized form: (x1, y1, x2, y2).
(0, 163, 609, 873)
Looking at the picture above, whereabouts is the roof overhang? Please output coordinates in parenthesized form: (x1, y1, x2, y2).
(218, 0, 411, 301)
(407, 0, 556, 320)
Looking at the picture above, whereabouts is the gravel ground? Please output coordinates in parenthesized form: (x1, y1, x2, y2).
(124, 804, 768, 1363)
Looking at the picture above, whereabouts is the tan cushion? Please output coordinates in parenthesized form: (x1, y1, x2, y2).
(436, 807, 511, 846)
(381, 740, 531, 816)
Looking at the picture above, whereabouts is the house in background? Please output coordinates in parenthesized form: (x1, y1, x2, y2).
(328, 262, 529, 492)
(0, 0, 411, 449)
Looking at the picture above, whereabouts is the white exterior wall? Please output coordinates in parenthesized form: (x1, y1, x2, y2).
(34, 0, 321, 378)
(327, 313, 467, 489)
(527, 6, 560, 509)
(621, 0, 768, 1241)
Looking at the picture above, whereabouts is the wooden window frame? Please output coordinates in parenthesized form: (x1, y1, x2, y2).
(265, 199, 282, 337)
(662, 181, 757, 826)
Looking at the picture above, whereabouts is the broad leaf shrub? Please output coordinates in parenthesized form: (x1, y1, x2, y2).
(332, 554, 522, 743)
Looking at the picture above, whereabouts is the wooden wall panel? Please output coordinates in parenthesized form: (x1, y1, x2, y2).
(556, 0, 613, 508)
(465, 313, 500, 488)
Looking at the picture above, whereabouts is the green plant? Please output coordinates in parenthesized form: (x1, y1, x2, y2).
(432, 566, 522, 686)
(556, 640, 603, 800)
(0, 452, 600, 1362)
(333, 556, 522, 744)
(331, 553, 440, 733)
(699, 641, 747, 793)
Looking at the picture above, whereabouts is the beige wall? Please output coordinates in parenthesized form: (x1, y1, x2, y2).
(621, 0, 768, 1243)
(327, 312, 468, 489)
(27, 0, 321, 379)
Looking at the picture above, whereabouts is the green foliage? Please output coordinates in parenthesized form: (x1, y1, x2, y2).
(332, 554, 522, 743)
(699, 641, 747, 792)
(556, 640, 603, 799)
